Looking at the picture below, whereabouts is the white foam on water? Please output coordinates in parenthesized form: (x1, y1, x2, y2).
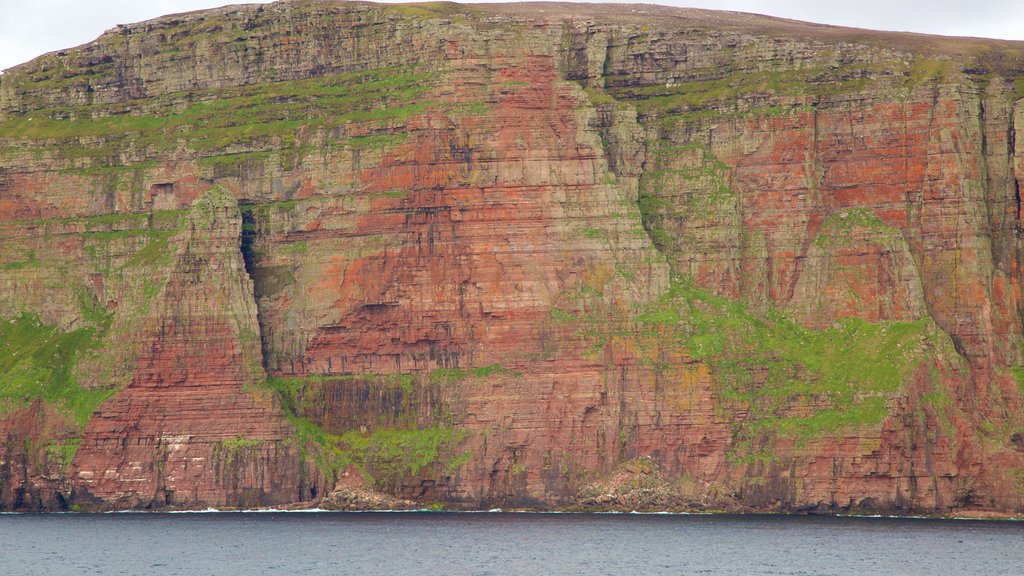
(6, 506, 1018, 520)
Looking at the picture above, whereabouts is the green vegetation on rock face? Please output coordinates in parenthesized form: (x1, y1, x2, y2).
(428, 364, 522, 384)
(605, 57, 964, 122)
(0, 65, 436, 166)
(609, 87, 958, 456)
(220, 436, 261, 450)
(551, 269, 957, 459)
(1010, 367, 1024, 396)
(606, 67, 867, 117)
(636, 141, 737, 258)
(0, 251, 38, 271)
(0, 314, 115, 426)
(45, 437, 81, 468)
(386, 1, 474, 20)
(812, 208, 901, 249)
(340, 427, 468, 487)
(641, 278, 958, 452)
(1012, 78, 1024, 102)
(0, 198, 191, 477)
(257, 372, 472, 490)
(214, 436, 262, 466)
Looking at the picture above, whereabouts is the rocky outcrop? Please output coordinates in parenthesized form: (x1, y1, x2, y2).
(71, 187, 314, 509)
(1, 1, 1023, 514)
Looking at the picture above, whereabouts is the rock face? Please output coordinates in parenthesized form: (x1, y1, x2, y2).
(1, 1, 1023, 513)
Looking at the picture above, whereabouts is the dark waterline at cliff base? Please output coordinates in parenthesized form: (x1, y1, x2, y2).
(1, 513, 1022, 575)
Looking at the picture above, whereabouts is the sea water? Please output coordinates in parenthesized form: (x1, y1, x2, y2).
(1, 511, 1021, 575)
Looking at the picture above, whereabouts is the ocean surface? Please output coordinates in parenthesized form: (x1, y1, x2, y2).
(1, 511, 1021, 575)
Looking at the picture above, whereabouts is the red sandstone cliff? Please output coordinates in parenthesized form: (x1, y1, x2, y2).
(1, 1, 1023, 514)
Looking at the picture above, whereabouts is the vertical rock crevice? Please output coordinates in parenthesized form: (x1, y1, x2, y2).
(237, 201, 271, 373)
(71, 187, 305, 509)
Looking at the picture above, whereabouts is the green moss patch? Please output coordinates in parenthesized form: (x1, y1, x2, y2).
(636, 142, 737, 258)
(1009, 366, 1024, 397)
(606, 67, 876, 117)
(0, 313, 115, 426)
(812, 208, 901, 248)
(636, 278, 953, 449)
(428, 364, 521, 384)
(1, 65, 437, 166)
(0, 251, 38, 271)
(339, 427, 467, 489)
(214, 436, 263, 466)
(256, 372, 471, 490)
(44, 437, 82, 468)
(550, 270, 952, 457)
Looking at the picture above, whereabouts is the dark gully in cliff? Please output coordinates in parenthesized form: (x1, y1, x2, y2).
(1, 1, 1023, 515)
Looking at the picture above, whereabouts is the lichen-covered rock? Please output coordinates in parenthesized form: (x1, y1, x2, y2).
(1, 1, 1023, 514)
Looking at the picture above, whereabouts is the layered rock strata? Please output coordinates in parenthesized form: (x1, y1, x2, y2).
(1, 1, 1023, 514)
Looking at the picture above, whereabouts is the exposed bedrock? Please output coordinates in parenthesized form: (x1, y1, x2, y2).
(1, 1, 1023, 513)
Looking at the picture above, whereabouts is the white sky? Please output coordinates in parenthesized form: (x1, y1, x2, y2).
(2, 0, 1023, 72)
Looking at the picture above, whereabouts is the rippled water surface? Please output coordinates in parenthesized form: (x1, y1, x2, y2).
(1, 511, 1022, 575)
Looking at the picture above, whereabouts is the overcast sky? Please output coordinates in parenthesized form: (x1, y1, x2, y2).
(2, 0, 1023, 72)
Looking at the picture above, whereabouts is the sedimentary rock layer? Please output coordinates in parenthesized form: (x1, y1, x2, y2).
(1, 1, 1023, 513)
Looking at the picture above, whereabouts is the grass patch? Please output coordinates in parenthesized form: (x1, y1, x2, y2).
(256, 372, 470, 488)
(637, 309, 680, 326)
(1012, 77, 1024, 102)
(1, 65, 438, 165)
(122, 229, 178, 268)
(339, 427, 467, 489)
(606, 67, 878, 117)
(812, 208, 900, 248)
(1010, 366, 1024, 396)
(280, 241, 309, 256)
(75, 287, 112, 329)
(0, 313, 115, 426)
(428, 364, 521, 383)
(45, 438, 82, 468)
(632, 277, 950, 448)
(221, 436, 261, 450)
(215, 436, 262, 466)
(0, 251, 38, 271)
(239, 199, 303, 218)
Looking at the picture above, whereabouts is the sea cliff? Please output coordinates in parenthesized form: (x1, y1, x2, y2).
(2, 1, 1024, 514)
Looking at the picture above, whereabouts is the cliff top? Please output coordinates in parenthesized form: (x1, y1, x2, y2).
(1, 0, 1023, 117)
(5, 0, 1024, 76)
